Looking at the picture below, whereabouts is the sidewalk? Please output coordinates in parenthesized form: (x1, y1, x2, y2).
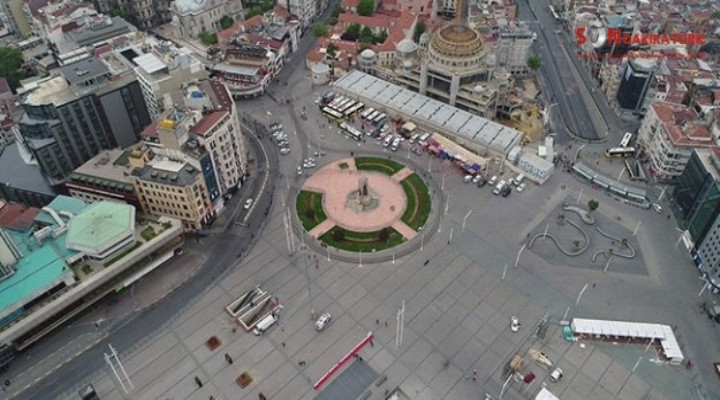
(4, 251, 205, 399)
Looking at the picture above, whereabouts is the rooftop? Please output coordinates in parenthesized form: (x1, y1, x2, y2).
(58, 58, 110, 86)
(651, 102, 715, 148)
(66, 201, 135, 254)
(0, 144, 55, 197)
(333, 71, 522, 154)
(70, 149, 135, 191)
(132, 160, 200, 187)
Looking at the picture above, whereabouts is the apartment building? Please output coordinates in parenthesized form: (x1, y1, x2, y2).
(93, 0, 172, 30)
(171, 0, 243, 39)
(638, 101, 716, 182)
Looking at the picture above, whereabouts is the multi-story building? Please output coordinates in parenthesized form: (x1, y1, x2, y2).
(0, 0, 31, 37)
(672, 149, 720, 293)
(131, 40, 208, 120)
(141, 79, 248, 213)
(494, 28, 533, 75)
(212, 40, 282, 98)
(170, 0, 243, 39)
(638, 101, 716, 182)
(285, 0, 316, 28)
(616, 58, 658, 117)
(131, 157, 212, 231)
(65, 148, 144, 209)
(0, 195, 182, 364)
(93, 0, 172, 30)
(16, 57, 151, 186)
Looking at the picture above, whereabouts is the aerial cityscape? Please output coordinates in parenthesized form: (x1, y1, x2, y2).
(0, 0, 718, 399)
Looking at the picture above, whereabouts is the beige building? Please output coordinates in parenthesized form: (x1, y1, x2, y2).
(132, 157, 212, 231)
(94, 0, 173, 30)
(171, 0, 243, 39)
(638, 101, 717, 182)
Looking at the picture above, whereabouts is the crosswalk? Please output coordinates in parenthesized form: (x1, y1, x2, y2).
(230, 223, 248, 237)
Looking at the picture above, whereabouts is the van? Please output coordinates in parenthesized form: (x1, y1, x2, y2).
(493, 180, 506, 195)
(549, 368, 563, 382)
(410, 133, 420, 143)
(418, 132, 431, 145)
(383, 136, 393, 148)
(252, 314, 278, 336)
(513, 173, 525, 186)
(390, 138, 401, 152)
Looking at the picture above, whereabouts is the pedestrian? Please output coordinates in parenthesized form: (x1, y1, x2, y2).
(194, 376, 203, 388)
(225, 353, 233, 364)
(282, 342, 286, 347)
(359, 356, 364, 362)
(385, 321, 388, 327)
(370, 340, 374, 347)
(473, 369, 477, 376)
(376, 319, 380, 325)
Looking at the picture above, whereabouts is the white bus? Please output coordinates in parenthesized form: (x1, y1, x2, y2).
(344, 102, 364, 118)
(322, 107, 345, 122)
(338, 100, 357, 114)
(372, 112, 387, 125)
(605, 147, 636, 158)
(366, 111, 380, 122)
(361, 107, 375, 119)
(340, 122, 363, 141)
(328, 96, 346, 110)
(620, 132, 633, 148)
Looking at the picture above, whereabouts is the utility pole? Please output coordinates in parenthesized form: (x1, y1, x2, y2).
(395, 300, 405, 349)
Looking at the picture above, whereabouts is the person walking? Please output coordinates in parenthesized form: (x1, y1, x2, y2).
(225, 353, 233, 364)
(194, 376, 203, 388)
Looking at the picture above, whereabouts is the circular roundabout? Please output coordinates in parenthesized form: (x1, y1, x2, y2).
(295, 156, 432, 253)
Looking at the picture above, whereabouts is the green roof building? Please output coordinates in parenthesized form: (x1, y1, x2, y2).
(66, 202, 136, 259)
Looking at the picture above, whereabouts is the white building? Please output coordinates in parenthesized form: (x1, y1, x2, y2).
(286, 0, 316, 28)
(494, 28, 533, 75)
(171, 0, 243, 39)
(638, 101, 716, 182)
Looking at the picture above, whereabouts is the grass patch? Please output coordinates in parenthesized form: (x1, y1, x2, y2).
(296, 190, 328, 230)
(400, 173, 431, 231)
(354, 156, 405, 175)
(141, 226, 157, 241)
(319, 226, 405, 252)
(338, 162, 349, 170)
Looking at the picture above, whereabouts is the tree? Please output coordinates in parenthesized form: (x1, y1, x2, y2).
(713, 10, 720, 19)
(330, 3, 342, 24)
(528, 56, 542, 71)
(373, 29, 388, 44)
(198, 32, 218, 46)
(413, 21, 426, 42)
(378, 228, 390, 243)
(219, 15, 234, 30)
(326, 43, 339, 59)
(0, 47, 29, 90)
(313, 22, 328, 37)
(359, 26, 373, 43)
(588, 199, 599, 212)
(344, 23, 361, 41)
(357, 0, 374, 16)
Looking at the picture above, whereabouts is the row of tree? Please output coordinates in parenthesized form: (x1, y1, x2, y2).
(342, 23, 387, 44)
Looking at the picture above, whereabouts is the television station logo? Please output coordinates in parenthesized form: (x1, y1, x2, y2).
(574, 21, 705, 58)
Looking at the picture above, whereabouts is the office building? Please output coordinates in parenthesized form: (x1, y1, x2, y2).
(131, 158, 212, 231)
(616, 58, 658, 116)
(0, 196, 182, 361)
(171, 0, 243, 39)
(672, 150, 720, 293)
(16, 57, 151, 185)
(494, 29, 533, 75)
(637, 101, 715, 182)
(65, 148, 143, 209)
(0, 143, 56, 207)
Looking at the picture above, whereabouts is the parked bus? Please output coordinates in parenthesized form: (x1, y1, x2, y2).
(328, 96, 346, 110)
(361, 107, 375, 119)
(366, 111, 379, 122)
(372, 113, 387, 125)
(619, 132, 633, 148)
(605, 147, 636, 158)
(338, 100, 357, 114)
(322, 107, 345, 123)
(340, 122, 363, 141)
(333, 99, 352, 112)
(344, 102, 364, 118)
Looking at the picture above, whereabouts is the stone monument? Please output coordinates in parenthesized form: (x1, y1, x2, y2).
(346, 176, 379, 212)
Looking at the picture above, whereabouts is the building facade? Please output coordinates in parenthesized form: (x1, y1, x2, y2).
(616, 58, 657, 116)
(494, 29, 533, 75)
(16, 58, 151, 185)
(93, 0, 173, 30)
(171, 0, 243, 39)
(638, 101, 716, 182)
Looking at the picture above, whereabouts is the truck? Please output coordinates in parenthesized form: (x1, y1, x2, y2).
(703, 303, 720, 323)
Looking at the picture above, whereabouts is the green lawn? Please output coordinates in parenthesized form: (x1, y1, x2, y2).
(354, 156, 406, 175)
(296, 191, 327, 230)
(319, 226, 405, 252)
(400, 173, 431, 231)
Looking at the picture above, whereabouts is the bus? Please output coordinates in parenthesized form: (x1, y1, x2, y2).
(333, 98, 352, 112)
(340, 122, 363, 141)
(366, 111, 379, 122)
(605, 147, 636, 158)
(328, 96, 346, 110)
(338, 100, 357, 114)
(322, 107, 345, 122)
(360, 107, 375, 119)
(619, 132, 633, 148)
(344, 102, 364, 118)
(549, 5, 560, 21)
(372, 112, 387, 126)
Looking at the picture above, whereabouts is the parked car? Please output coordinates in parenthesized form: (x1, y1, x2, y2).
(244, 198, 254, 210)
(500, 186, 511, 197)
(549, 368, 563, 382)
(488, 175, 498, 186)
(315, 313, 332, 331)
(390, 138, 401, 152)
(493, 180, 506, 195)
(652, 203, 662, 213)
(412, 147, 423, 156)
(516, 182, 526, 192)
(280, 147, 290, 155)
(510, 316, 521, 332)
(463, 175, 474, 183)
(476, 177, 487, 188)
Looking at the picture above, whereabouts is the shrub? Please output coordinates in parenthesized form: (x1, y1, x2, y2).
(588, 199, 599, 211)
(332, 229, 345, 241)
(378, 228, 390, 243)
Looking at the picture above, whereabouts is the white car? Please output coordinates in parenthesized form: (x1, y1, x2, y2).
(280, 148, 290, 155)
(244, 198, 254, 210)
(488, 175, 498, 186)
(315, 313, 332, 331)
(516, 182, 526, 192)
(652, 203, 662, 213)
(510, 316, 520, 332)
(549, 368, 563, 382)
(472, 175, 482, 183)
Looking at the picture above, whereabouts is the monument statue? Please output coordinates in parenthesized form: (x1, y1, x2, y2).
(346, 176, 379, 212)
